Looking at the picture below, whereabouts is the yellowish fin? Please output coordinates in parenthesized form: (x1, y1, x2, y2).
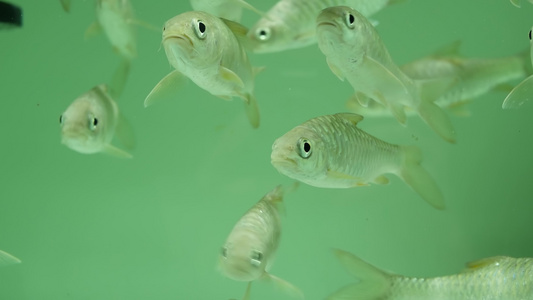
(373, 175, 389, 185)
(502, 75, 533, 109)
(0, 250, 21, 266)
(103, 144, 133, 159)
(144, 70, 188, 107)
(263, 273, 305, 299)
(243, 93, 260, 128)
(59, 0, 71, 12)
(85, 21, 103, 39)
(510, 0, 521, 7)
(399, 145, 445, 209)
(115, 114, 135, 151)
(328, 249, 390, 300)
(220, 66, 245, 90)
(465, 256, 507, 270)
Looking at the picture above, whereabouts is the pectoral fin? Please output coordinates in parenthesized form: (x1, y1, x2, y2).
(502, 75, 533, 109)
(103, 144, 133, 159)
(144, 70, 188, 107)
(243, 93, 260, 128)
(59, 0, 71, 12)
(219, 66, 245, 90)
(510, 0, 521, 7)
(263, 273, 304, 299)
(85, 21, 102, 39)
(115, 113, 135, 150)
(326, 58, 345, 81)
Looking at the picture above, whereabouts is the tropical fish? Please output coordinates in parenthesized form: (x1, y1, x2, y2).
(503, 26, 533, 109)
(189, 0, 263, 23)
(328, 249, 533, 300)
(0, 250, 21, 266)
(316, 6, 456, 143)
(510, 0, 533, 8)
(348, 42, 530, 117)
(144, 11, 260, 128)
(271, 113, 444, 209)
(60, 84, 134, 158)
(219, 185, 303, 299)
(247, 0, 397, 53)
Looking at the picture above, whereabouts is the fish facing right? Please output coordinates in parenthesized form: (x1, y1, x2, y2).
(329, 249, 533, 300)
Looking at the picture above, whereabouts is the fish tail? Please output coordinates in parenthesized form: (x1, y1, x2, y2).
(328, 249, 391, 300)
(243, 93, 260, 128)
(398, 145, 445, 209)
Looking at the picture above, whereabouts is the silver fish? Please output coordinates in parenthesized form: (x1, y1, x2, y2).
(145, 11, 260, 128)
(316, 6, 456, 143)
(503, 26, 533, 109)
(271, 113, 444, 209)
(247, 0, 395, 53)
(60, 84, 134, 158)
(218, 185, 303, 299)
(0, 250, 21, 267)
(329, 249, 533, 300)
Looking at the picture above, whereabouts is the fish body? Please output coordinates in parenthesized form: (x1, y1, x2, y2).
(146, 11, 260, 128)
(60, 84, 133, 158)
(329, 249, 533, 300)
(316, 6, 456, 143)
(247, 0, 392, 53)
(271, 113, 444, 209)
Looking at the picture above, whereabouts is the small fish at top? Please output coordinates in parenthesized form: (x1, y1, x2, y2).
(219, 185, 303, 299)
(510, 0, 533, 7)
(348, 41, 531, 117)
(60, 84, 135, 158)
(246, 0, 399, 53)
(316, 6, 456, 143)
(189, 0, 264, 23)
(144, 11, 261, 128)
(0, 249, 21, 267)
(503, 26, 533, 109)
(271, 113, 445, 209)
(328, 249, 533, 300)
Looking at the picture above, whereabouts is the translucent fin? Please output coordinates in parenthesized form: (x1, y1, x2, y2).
(233, 0, 265, 17)
(398, 145, 445, 209)
(336, 113, 364, 125)
(373, 175, 389, 185)
(510, 0, 521, 7)
(115, 113, 135, 150)
(243, 93, 260, 128)
(327, 249, 390, 300)
(59, 0, 71, 12)
(221, 18, 249, 38)
(109, 59, 131, 99)
(465, 256, 507, 270)
(220, 66, 245, 90)
(85, 21, 102, 39)
(389, 102, 407, 125)
(326, 58, 345, 81)
(355, 92, 371, 107)
(103, 144, 133, 159)
(264, 273, 304, 299)
(429, 40, 462, 57)
(242, 281, 252, 300)
(502, 75, 533, 109)
(0, 250, 21, 266)
(144, 70, 188, 107)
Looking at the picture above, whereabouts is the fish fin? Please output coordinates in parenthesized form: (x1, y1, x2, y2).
(108, 59, 131, 99)
(326, 169, 367, 186)
(103, 144, 133, 159)
(221, 18, 249, 38)
(354, 92, 371, 107)
(398, 145, 445, 209)
(336, 113, 364, 125)
(85, 21, 102, 39)
(0, 250, 21, 266)
(373, 175, 389, 185)
(447, 101, 471, 117)
(368, 18, 379, 27)
(502, 75, 533, 109)
(243, 93, 260, 128)
(59, 0, 71, 12)
(465, 256, 508, 270)
(510, 0, 521, 7)
(253, 66, 266, 77)
(415, 78, 457, 143)
(493, 83, 516, 94)
(232, 0, 265, 17)
(242, 281, 252, 300)
(115, 113, 135, 150)
(144, 70, 188, 107)
(429, 40, 462, 57)
(389, 102, 407, 125)
(263, 273, 304, 299)
(326, 58, 345, 81)
(219, 66, 245, 89)
(328, 249, 390, 300)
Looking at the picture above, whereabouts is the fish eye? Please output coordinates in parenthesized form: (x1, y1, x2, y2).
(59, 114, 63, 124)
(255, 27, 271, 41)
(193, 19, 207, 39)
(221, 247, 227, 258)
(345, 12, 355, 29)
(529, 29, 532, 40)
(250, 250, 263, 267)
(297, 138, 312, 159)
(89, 116, 98, 131)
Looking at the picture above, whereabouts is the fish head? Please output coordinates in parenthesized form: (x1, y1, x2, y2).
(162, 11, 221, 69)
(316, 6, 368, 61)
(60, 86, 113, 154)
(218, 233, 267, 281)
(247, 15, 294, 53)
(271, 125, 326, 182)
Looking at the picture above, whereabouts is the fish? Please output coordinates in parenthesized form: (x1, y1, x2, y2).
(144, 11, 261, 128)
(189, 0, 263, 23)
(246, 0, 397, 53)
(0, 250, 21, 266)
(271, 113, 445, 209)
(60, 84, 134, 158)
(510, 0, 533, 7)
(348, 42, 530, 117)
(503, 26, 533, 109)
(218, 185, 303, 299)
(316, 6, 456, 143)
(328, 249, 533, 300)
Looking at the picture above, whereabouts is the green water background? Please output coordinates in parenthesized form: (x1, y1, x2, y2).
(0, 0, 532, 299)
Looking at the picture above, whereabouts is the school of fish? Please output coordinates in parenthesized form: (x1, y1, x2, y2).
(46, 0, 533, 299)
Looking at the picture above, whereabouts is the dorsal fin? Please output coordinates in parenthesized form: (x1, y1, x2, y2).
(336, 113, 364, 125)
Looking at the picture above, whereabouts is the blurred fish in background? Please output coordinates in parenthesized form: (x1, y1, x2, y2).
(0, 1, 22, 29)
(189, 0, 264, 23)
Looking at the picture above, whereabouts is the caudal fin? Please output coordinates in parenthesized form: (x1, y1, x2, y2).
(328, 249, 390, 300)
(399, 145, 445, 209)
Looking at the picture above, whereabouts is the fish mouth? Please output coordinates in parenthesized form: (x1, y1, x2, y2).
(271, 157, 297, 170)
(316, 21, 338, 29)
(163, 34, 193, 47)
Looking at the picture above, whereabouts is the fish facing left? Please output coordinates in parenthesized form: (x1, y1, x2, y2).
(328, 249, 533, 300)
(218, 185, 303, 299)
(271, 113, 445, 209)
(144, 11, 261, 128)
(60, 84, 134, 158)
